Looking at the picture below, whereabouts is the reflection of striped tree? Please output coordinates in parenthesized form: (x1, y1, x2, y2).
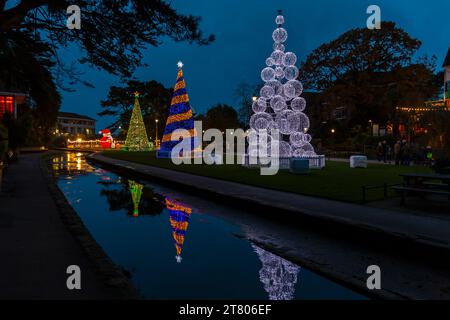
(166, 198, 192, 263)
(252, 244, 300, 300)
(128, 180, 143, 217)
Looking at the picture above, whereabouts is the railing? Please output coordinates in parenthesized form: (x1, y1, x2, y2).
(242, 155, 326, 169)
(361, 183, 400, 203)
(66, 140, 125, 150)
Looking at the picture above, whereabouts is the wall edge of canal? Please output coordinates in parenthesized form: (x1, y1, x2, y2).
(41, 152, 140, 299)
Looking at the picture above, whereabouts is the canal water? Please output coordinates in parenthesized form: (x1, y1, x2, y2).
(49, 152, 365, 300)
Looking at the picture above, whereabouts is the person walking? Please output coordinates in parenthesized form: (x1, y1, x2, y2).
(394, 140, 401, 166)
(382, 140, 388, 163)
(376, 142, 383, 162)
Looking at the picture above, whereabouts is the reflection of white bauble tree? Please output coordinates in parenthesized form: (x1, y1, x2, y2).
(252, 244, 300, 300)
(247, 11, 317, 158)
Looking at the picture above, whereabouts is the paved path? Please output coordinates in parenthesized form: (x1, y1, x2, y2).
(0, 153, 122, 299)
(90, 154, 450, 251)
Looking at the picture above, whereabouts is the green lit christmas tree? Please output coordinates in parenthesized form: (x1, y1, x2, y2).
(124, 92, 153, 151)
(128, 180, 143, 217)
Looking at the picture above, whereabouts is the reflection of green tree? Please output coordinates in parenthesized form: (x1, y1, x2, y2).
(129, 180, 143, 217)
(100, 179, 165, 217)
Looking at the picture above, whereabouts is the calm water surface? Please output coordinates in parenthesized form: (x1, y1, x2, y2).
(50, 152, 366, 300)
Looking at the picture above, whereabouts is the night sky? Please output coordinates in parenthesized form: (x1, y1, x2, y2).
(60, 0, 450, 130)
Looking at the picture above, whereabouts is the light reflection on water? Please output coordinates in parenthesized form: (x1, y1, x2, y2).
(49, 152, 365, 300)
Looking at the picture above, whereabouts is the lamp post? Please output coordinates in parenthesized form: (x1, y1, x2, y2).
(155, 119, 159, 146)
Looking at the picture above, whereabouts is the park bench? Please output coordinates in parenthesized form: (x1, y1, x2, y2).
(391, 185, 450, 205)
(392, 173, 450, 205)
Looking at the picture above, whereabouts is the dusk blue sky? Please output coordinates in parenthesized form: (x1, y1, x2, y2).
(60, 0, 450, 130)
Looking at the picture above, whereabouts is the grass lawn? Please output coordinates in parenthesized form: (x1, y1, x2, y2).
(100, 151, 432, 203)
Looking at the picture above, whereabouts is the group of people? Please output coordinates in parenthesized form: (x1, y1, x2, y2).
(376, 140, 433, 166)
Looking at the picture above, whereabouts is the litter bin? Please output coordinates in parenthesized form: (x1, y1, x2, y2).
(289, 158, 309, 174)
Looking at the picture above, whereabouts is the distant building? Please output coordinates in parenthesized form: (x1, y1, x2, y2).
(444, 47, 450, 100)
(394, 46, 450, 140)
(56, 112, 96, 138)
(0, 92, 27, 120)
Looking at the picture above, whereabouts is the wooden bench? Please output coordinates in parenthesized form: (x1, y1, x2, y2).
(392, 185, 450, 205)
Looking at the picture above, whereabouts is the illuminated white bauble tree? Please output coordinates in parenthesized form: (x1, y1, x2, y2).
(248, 11, 317, 159)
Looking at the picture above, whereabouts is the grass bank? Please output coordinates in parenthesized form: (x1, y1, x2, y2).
(100, 151, 431, 203)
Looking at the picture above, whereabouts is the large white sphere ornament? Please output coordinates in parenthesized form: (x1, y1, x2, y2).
(266, 57, 275, 67)
(284, 80, 303, 98)
(272, 27, 288, 43)
(261, 67, 275, 82)
(270, 95, 287, 112)
(291, 97, 306, 112)
(250, 112, 273, 132)
(303, 133, 312, 143)
(275, 110, 300, 135)
(260, 86, 275, 99)
(273, 43, 285, 52)
(266, 80, 283, 95)
(275, 15, 285, 25)
(277, 141, 292, 158)
(283, 82, 296, 99)
(284, 66, 299, 80)
(290, 132, 306, 147)
(252, 100, 266, 113)
(271, 50, 285, 66)
(267, 121, 279, 131)
(300, 143, 315, 153)
(282, 52, 297, 66)
(295, 112, 310, 132)
(274, 67, 285, 79)
(292, 148, 305, 158)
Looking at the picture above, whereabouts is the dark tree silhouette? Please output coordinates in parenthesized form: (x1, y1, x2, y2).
(299, 22, 440, 130)
(99, 179, 166, 217)
(203, 104, 240, 132)
(0, 0, 214, 80)
(99, 79, 172, 139)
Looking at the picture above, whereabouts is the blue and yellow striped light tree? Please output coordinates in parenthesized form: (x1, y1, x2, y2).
(157, 62, 200, 158)
(166, 198, 193, 263)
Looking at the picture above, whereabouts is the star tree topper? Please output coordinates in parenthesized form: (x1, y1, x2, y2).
(177, 61, 184, 69)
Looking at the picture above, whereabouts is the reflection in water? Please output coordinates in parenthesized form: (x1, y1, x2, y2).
(252, 244, 300, 301)
(100, 179, 165, 217)
(129, 180, 144, 217)
(49, 152, 366, 300)
(51, 152, 95, 177)
(166, 198, 193, 263)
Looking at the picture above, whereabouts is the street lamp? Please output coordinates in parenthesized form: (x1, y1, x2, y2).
(155, 119, 159, 144)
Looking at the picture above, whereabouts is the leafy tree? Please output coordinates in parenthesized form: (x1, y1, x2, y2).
(0, 30, 61, 145)
(99, 80, 172, 140)
(1, 1, 213, 145)
(300, 22, 440, 133)
(203, 104, 240, 132)
(234, 82, 257, 127)
(0, 0, 214, 81)
(420, 110, 450, 158)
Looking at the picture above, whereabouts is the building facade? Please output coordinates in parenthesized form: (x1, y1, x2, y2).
(56, 112, 96, 138)
(0, 92, 27, 120)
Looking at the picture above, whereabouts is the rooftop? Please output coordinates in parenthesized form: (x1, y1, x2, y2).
(443, 46, 450, 67)
(58, 112, 95, 121)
